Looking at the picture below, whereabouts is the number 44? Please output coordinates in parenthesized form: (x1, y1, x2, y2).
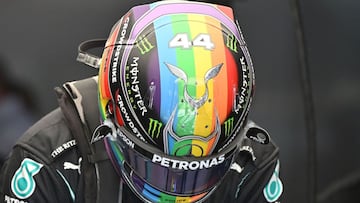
(169, 33, 214, 50)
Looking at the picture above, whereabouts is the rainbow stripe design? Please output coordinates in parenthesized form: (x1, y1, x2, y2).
(104, 2, 242, 157)
(140, 14, 239, 156)
(136, 181, 207, 203)
(160, 15, 236, 155)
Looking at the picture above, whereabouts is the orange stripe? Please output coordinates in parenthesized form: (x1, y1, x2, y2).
(100, 22, 120, 100)
(208, 16, 229, 124)
(216, 5, 234, 20)
(225, 48, 238, 116)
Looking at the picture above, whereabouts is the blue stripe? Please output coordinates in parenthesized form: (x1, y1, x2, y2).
(144, 183, 161, 195)
(153, 15, 178, 123)
(168, 135, 176, 154)
(143, 183, 161, 202)
(143, 190, 159, 203)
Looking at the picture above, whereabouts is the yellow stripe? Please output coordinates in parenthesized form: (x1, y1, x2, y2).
(188, 14, 214, 140)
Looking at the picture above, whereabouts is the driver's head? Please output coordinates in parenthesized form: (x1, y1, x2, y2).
(98, 1, 254, 202)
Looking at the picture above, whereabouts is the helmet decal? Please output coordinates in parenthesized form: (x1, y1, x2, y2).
(98, 1, 255, 202)
(165, 62, 223, 109)
(163, 108, 222, 156)
(99, 2, 253, 153)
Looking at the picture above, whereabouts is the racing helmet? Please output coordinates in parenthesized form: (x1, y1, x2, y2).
(97, 1, 255, 202)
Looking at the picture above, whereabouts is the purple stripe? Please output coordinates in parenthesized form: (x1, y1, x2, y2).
(129, 2, 239, 40)
(131, 4, 151, 20)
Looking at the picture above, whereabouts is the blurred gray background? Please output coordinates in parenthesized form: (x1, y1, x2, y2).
(1, 0, 359, 202)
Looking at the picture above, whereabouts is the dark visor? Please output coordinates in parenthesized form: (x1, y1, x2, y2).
(104, 126, 239, 196)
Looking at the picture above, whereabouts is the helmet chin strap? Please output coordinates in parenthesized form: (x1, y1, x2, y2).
(76, 39, 106, 69)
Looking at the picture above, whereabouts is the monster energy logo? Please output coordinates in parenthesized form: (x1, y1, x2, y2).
(224, 117, 234, 137)
(136, 36, 154, 55)
(226, 34, 238, 53)
(148, 118, 162, 138)
(11, 158, 43, 199)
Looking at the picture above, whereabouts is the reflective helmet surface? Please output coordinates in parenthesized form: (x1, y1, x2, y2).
(98, 1, 255, 202)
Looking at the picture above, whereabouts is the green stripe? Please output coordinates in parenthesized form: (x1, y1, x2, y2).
(111, 141, 125, 162)
(171, 14, 196, 137)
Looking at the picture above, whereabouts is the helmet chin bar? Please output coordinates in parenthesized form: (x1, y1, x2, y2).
(102, 120, 243, 203)
(123, 161, 215, 203)
(105, 134, 219, 203)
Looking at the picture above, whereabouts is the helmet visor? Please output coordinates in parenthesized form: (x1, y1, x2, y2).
(104, 126, 238, 196)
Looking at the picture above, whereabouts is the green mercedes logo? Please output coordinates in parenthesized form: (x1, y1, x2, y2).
(263, 160, 283, 202)
(11, 158, 43, 199)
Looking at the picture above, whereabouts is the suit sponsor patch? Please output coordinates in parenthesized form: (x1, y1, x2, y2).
(263, 160, 283, 202)
(11, 158, 43, 199)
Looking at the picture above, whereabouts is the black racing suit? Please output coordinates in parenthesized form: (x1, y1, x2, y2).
(0, 77, 282, 203)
